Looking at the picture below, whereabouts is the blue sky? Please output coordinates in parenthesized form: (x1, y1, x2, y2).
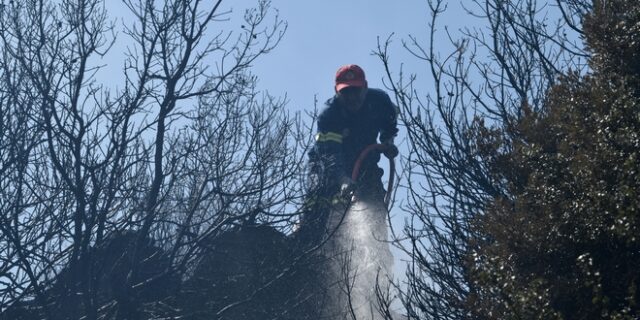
(231, 0, 431, 111)
(102, 0, 455, 112)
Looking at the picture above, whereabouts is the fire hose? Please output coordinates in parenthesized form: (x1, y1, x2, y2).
(350, 144, 396, 209)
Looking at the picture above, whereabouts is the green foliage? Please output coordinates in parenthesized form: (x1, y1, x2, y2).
(468, 1, 640, 319)
(584, 0, 640, 80)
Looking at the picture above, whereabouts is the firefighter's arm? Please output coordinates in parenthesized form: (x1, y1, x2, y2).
(314, 113, 347, 184)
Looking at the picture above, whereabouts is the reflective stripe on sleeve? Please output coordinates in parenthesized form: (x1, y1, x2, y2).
(315, 132, 343, 143)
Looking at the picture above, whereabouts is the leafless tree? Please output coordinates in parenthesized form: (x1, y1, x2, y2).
(375, 0, 589, 319)
(0, 0, 316, 318)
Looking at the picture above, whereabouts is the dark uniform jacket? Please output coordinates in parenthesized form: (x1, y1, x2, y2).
(309, 88, 398, 191)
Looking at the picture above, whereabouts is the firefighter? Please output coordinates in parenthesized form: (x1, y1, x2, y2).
(298, 64, 399, 243)
(310, 64, 399, 198)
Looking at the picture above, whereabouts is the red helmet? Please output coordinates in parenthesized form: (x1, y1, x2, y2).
(335, 64, 367, 91)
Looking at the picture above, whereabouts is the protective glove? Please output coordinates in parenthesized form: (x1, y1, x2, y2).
(339, 176, 355, 198)
(382, 143, 399, 159)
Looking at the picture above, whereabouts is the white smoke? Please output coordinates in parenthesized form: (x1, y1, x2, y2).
(322, 195, 397, 320)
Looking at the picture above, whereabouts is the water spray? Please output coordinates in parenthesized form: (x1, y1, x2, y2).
(323, 144, 397, 319)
